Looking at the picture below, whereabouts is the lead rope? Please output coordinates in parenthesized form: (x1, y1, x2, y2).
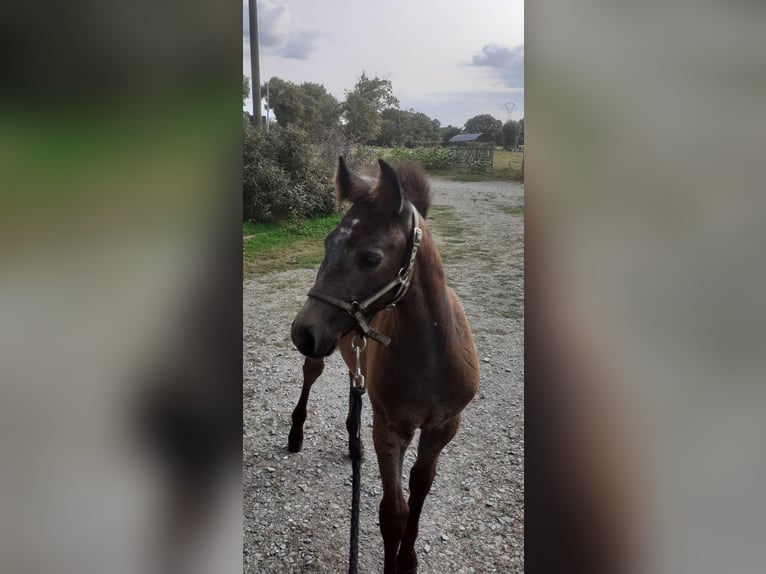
(348, 335, 366, 574)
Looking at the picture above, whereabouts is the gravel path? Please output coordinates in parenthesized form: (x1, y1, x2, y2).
(244, 178, 524, 573)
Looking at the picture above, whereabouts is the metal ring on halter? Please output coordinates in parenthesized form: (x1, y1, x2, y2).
(351, 333, 367, 351)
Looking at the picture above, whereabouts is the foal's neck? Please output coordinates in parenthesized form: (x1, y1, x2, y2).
(396, 226, 449, 322)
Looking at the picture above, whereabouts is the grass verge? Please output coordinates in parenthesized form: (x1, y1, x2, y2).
(497, 204, 524, 216)
(428, 205, 469, 263)
(244, 214, 342, 277)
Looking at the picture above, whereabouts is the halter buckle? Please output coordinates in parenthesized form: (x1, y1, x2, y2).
(306, 205, 420, 349)
(351, 335, 366, 390)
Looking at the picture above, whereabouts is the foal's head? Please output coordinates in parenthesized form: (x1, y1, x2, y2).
(291, 157, 431, 358)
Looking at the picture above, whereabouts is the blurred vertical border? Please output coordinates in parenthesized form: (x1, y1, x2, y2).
(526, 1, 766, 573)
(0, 1, 243, 573)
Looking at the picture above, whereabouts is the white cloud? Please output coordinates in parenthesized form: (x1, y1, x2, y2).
(243, 0, 323, 61)
(469, 44, 524, 89)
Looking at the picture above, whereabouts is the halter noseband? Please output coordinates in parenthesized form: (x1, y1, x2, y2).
(307, 205, 423, 346)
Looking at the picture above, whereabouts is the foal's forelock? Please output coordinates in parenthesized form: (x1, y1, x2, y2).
(335, 157, 432, 220)
(392, 164, 432, 218)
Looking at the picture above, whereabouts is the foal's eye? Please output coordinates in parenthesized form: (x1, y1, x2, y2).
(358, 252, 383, 268)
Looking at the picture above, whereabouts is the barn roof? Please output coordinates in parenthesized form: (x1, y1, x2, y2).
(448, 133, 495, 143)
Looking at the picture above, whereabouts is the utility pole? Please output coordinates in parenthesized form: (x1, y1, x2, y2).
(248, 0, 261, 129)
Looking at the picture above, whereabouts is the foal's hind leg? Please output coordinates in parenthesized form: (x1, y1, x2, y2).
(287, 357, 325, 452)
(396, 415, 461, 574)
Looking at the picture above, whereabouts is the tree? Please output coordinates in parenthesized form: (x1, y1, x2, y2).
(300, 82, 342, 140)
(376, 108, 441, 147)
(264, 77, 305, 129)
(518, 118, 524, 146)
(502, 120, 520, 149)
(440, 125, 462, 145)
(343, 72, 399, 143)
(376, 108, 403, 147)
(263, 77, 341, 142)
(463, 113, 503, 135)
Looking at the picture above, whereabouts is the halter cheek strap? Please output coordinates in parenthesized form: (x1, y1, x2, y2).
(307, 206, 423, 346)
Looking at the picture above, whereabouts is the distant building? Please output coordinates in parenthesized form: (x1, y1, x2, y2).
(448, 133, 496, 145)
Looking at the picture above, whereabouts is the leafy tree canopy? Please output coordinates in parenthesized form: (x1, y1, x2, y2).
(375, 108, 441, 147)
(343, 72, 399, 143)
(464, 113, 503, 134)
(503, 120, 520, 149)
(264, 77, 341, 141)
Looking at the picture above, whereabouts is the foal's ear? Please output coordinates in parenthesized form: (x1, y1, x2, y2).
(376, 159, 404, 216)
(335, 156, 370, 204)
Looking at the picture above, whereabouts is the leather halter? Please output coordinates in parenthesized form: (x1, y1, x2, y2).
(307, 205, 423, 346)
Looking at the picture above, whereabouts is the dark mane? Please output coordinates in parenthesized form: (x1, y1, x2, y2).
(395, 163, 432, 218)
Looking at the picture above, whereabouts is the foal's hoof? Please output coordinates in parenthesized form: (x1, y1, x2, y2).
(287, 429, 303, 453)
(396, 550, 417, 573)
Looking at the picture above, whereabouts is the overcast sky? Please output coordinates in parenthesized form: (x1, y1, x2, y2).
(243, 0, 524, 128)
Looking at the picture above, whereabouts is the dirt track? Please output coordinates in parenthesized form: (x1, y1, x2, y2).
(244, 177, 524, 573)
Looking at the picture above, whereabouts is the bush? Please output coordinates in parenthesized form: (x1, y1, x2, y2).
(385, 146, 492, 172)
(243, 125, 336, 223)
(313, 127, 379, 174)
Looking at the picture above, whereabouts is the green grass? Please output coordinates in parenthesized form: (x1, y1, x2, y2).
(428, 204, 470, 262)
(244, 213, 342, 277)
(497, 204, 524, 216)
(490, 149, 524, 181)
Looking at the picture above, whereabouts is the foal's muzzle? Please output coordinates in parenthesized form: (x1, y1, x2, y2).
(290, 317, 339, 358)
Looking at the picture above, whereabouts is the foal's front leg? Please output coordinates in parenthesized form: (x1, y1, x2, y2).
(287, 357, 324, 452)
(373, 419, 415, 574)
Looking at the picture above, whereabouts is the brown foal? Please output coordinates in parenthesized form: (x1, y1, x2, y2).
(290, 158, 480, 573)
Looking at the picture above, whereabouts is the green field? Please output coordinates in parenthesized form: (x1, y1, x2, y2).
(493, 149, 524, 175)
(243, 214, 342, 277)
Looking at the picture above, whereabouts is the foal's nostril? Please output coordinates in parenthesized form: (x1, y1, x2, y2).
(302, 330, 316, 355)
(291, 323, 318, 357)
